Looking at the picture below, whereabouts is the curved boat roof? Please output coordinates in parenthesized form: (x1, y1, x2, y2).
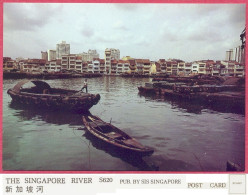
(12, 80, 51, 93)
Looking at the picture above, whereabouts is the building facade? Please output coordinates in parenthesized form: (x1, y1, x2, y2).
(56, 41, 70, 59)
(48, 50, 56, 61)
(79, 49, 100, 62)
(3, 57, 18, 72)
(45, 60, 61, 72)
(41, 51, 48, 62)
(104, 48, 120, 74)
(20, 59, 46, 73)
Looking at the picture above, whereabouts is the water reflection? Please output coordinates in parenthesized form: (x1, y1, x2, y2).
(9, 101, 158, 171)
(4, 78, 245, 171)
(9, 101, 85, 125)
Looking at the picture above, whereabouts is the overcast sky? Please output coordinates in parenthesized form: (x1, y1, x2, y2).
(3, 3, 246, 62)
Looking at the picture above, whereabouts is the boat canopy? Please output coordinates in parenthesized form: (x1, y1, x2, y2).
(12, 80, 51, 93)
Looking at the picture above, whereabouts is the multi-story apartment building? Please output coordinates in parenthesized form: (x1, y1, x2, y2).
(105, 48, 120, 74)
(45, 59, 61, 72)
(221, 61, 235, 76)
(123, 61, 130, 74)
(205, 60, 214, 75)
(3, 57, 11, 63)
(234, 63, 245, 77)
(51, 60, 59, 72)
(79, 49, 100, 62)
(75, 56, 83, 73)
(48, 50, 56, 61)
(220, 64, 228, 76)
(154, 62, 161, 74)
(3, 57, 18, 72)
(61, 54, 77, 71)
(87, 62, 93, 73)
(61, 55, 69, 70)
(128, 59, 136, 74)
(177, 62, 185, 75)
(135, 59, 151, 74)
(41, 51, 48, 62)
(117, 60, 124, 74)
(116, 60, 130, 74)
(226, 49, 234, 61)
(20, 59, 46, 73)
(184, 63, 192, 75)
(143, 59, 151, 75)
(197, 61, 206, 74)
(191, 62, 199, 74)
(212, 62, 221, 76)
(92, 59, 100, 74)
(227, 61, 235, 76)
(136, 59, 144, 74)
(99, 59, 105, 74)
(165, 61, 172, 75)
(110, 59, 118, 74)
(82, 62, 88, 73)
(105, 49, 111, 74)
(171, 61, 178, 75)
(68, 54, 76, 71)
(158, 59, 166, 73)
(56, 41, 70, 59)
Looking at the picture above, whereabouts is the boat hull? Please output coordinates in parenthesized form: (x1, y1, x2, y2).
(82, 115, 154, 156)
(7, 80, 100, 113)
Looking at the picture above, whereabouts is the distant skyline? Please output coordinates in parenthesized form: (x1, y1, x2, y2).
(3, 3, 246, 62)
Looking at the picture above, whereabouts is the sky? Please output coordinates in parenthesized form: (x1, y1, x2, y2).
(3, 3, 246, 62)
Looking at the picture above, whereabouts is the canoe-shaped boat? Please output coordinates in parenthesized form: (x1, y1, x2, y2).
(7, 80, 100, 113)
(82, 115, 154, 156)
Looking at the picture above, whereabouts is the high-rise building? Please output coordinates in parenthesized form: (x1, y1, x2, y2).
(225, 49, 233, 61)
(104, 48, 120, 74)
(41, 51, 48, 61)
(47, 50, 56, 61)
(78, 49, 99, 62)
(56, 41, 70, 59)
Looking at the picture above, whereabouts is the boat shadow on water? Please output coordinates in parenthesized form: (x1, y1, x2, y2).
(138, 92, 245, 115)
(83, 131, 200, 171)
(9, 101, 89, 125)
(83, 132, 159, 171)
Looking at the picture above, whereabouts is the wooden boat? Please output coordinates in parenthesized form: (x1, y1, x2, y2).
(7, 80, 100, 113)
(82, 115, 154, 156)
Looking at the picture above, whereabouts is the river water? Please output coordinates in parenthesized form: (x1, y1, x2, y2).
(2, 77, 245, 171)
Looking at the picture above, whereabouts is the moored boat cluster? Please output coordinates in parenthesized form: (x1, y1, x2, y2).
(138, 75, 245, 113)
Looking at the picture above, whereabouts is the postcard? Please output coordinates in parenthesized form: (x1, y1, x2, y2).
(1, 1, 247, 195)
